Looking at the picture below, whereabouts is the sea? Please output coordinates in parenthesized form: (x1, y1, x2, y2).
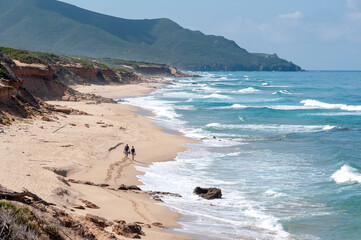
(122, 71, 361, 240)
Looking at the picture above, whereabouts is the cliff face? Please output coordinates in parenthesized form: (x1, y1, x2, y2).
(0, 58, 42, 124)
(0, 47, 193, 124)
(10, 61, 68, 100)
(133, 65, 198, 78)
(135, 65, 172, 76)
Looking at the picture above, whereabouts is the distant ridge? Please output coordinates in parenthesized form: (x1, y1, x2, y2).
(0, 0, 302, 71)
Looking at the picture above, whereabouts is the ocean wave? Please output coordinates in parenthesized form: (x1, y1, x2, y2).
(261, 83, 269, 86)
(124, 96, 180, 119)
(206, 123, 222, 128)
(196, 86, 220, 93)
(272, 90, 292, 95)
(237, 87, 260, 94)
(183, 127, 210, 139)
(331, 165, 361, 184)
(264, 190, 287, 198)
(267, 105, 314, 110)
(210, 104, 248, 110)
(226, 152, 242, 156)
(174, 105, 197, 111)
(301, 99, 361, 111)
(205, 123, 337, 133)
(162, 91, 203, 99)
(203, 93, 231, 99)
(244, 208, 289, 237)
(309, 112, 361, 116)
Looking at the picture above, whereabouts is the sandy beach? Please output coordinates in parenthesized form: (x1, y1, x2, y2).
(0, 82, 194, 239)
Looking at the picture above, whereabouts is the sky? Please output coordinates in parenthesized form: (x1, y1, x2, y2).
(58, 0, 361, 70)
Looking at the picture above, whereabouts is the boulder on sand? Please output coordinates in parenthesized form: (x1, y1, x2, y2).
(118, 184, 141, 191)
(193, 187, 222, 200)
(112, 222, 144, 238)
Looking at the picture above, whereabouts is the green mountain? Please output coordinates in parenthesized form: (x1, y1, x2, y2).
(0, 0, 302, 71)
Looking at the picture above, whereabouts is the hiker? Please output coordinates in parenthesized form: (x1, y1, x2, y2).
(131, 146, 136, 161)
(124, 144, 130, 158)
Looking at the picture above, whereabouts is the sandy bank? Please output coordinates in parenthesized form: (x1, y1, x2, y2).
(0, 82, 194, 239)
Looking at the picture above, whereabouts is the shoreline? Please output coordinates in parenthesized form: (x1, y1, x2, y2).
(0, 80, 195, 239)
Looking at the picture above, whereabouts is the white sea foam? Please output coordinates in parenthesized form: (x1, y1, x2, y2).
(309, 112, 361, 116)
(226, 152, 242, 156)
(206, 122, 222, 128)
(210, 104, 248, 110)
(264, 190, 287, 198)
(162, 91, 202, 99)
(183, 127, 210, 139)
(301, 99, 361, 111)
(205, 123, 336, 133)
(239, 116, 245, 121)
(203, 93, 231, 99)
(244, 208, 289, 237)
(273, 90, 292, 95)
(174, 105, 197, 111)
(197, 86, 220, 93)
(331, 165, 361, 184)
(322, 125, 336, 130)
(262, 83, 269, 86)
(124, 96, 180, 119)
(267, 105, 313, 110)
(237, 87, 260, 94)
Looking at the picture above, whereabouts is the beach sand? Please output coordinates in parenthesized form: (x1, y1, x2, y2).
(0, 82, 194, 239)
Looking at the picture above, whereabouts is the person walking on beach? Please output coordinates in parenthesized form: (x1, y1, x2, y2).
(124, 144, 130, 158)
(131, 146, 136, 161)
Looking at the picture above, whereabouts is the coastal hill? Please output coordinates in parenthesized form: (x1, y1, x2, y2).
(0, 0, 301, 71)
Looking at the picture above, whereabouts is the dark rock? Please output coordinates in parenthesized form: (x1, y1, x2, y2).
(193, 187, 222, 200)
(41, 116, 53, 122)
(114, 220, 126, 225)
(80, 199, 100, 209)
(112, 222, 144, 238)
(148, 191, 181, 198)
(85, 214, 111, 229)
(73, 205, 85, 210)
(98, 183, 109, 188)
(152, 196, 163, 202)
(151, 222, 164, 228)
(118, 184, 141, 191)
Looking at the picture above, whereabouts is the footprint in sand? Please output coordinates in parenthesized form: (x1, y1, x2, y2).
(105, 157, 129, 183)
(105, 189, 150, 223)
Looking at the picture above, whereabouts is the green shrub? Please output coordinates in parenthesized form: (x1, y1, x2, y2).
(115, 68, 128, 73)
(43, 225, 62, 239)
(0, 64, 9, 79)
(0, 47, 46, 64)
(35, 52, 63, 64)
(0, 201, 64, 239)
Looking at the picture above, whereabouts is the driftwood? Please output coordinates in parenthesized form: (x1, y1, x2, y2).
(53, 123, 68, 133)
(0, 189, 54, 206)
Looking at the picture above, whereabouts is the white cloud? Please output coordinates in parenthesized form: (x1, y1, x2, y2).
(346, 0, 361, 20)
(348, 12, 361, 20)
(347, 0, 360, 11)
(277, 11, 303, 19)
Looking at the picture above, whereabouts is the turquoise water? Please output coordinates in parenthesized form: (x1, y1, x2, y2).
(125, 71, 361, 240)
